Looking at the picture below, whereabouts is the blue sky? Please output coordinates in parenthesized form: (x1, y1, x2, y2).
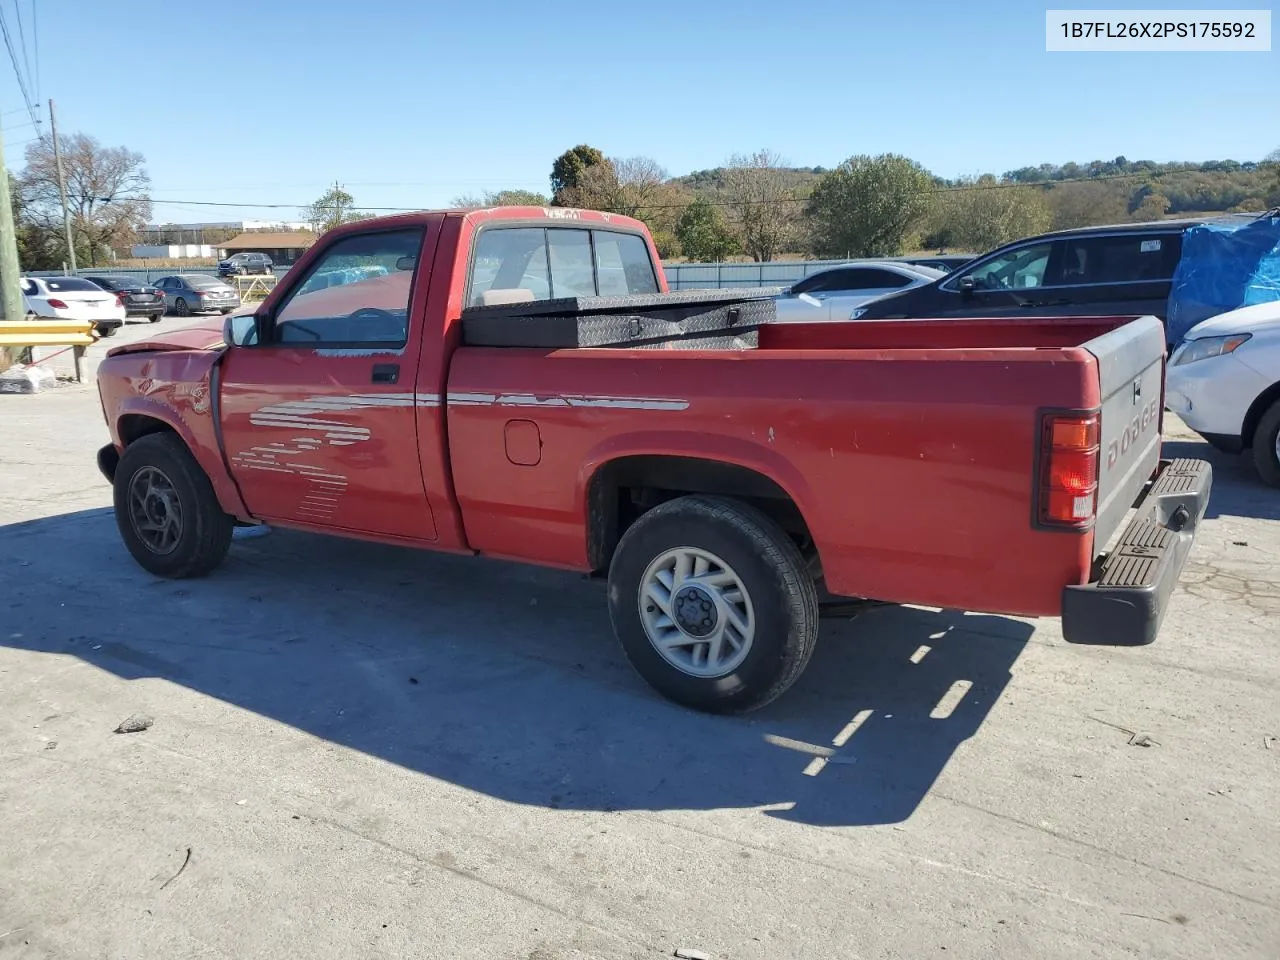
(5, 0, 1276, 223)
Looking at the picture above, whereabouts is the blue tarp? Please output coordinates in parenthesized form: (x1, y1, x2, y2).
(1167, 213, 1280, 344)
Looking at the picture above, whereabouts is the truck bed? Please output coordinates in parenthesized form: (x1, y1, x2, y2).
(444, 315, 1165, 619)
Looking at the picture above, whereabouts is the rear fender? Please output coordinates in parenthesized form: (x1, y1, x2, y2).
(113, 395, 249, 518)
(578, 429, 824, 550)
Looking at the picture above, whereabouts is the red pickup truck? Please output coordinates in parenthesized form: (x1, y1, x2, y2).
(95, 207, 1212, 713)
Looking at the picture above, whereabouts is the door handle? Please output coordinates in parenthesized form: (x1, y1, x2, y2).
(371, 363, 400, 384)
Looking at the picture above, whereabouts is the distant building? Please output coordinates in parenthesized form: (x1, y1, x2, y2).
(140, 219, 312, 245)
(218, 231, 316, 265)
(131, 243, 217, 259)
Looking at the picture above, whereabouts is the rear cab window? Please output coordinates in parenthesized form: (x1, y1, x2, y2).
(468, 226, 658, 307)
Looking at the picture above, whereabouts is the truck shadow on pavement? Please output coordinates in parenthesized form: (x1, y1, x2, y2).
(1, 508, 1033, 828)
(1161, 437, 1280, 521)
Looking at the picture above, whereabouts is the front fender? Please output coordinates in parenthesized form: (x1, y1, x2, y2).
(112, 394, 249, 518)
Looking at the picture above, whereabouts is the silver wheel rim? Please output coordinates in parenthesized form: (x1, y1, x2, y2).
(638, 546, 755, 678)
(127, 465, 183, 555)
(1274, 429, 1280, 463)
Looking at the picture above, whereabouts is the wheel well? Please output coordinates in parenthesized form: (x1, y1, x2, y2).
(118, 414, 176, 447)
(1241, 381, 1280, 449)
(585, 455, 817, 573)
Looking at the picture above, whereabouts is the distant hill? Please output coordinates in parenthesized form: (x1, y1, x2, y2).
(673, 158, 1277, 220)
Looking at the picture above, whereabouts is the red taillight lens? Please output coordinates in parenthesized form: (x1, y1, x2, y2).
(114, 294, 124, 307)
(1038, 412, 1100, 527)
(47, 298, 68, 309)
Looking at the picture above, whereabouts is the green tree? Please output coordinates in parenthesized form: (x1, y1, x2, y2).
(550, 144, 606, 205)
(452, 188, 549, 207)
(674, 197, 739, 261)
(806, 154, 934, 258)
(1131, 192, 1171, 221)
(930, 178, 1053, 253)
(303, 183, 369, 235)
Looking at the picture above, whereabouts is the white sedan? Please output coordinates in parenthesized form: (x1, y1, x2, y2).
(1165, 299, 1280, 485)
(21, 276, 127, 337)
(773, 262, 945, 322)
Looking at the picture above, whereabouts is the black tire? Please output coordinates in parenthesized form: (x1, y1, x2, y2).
(98, 324, 118, 338)
(607, 495, 819, 713)
(149, 312, 163, 323)
(220, 308, 234, 315)
(113, 432, 233, 578)
(174, 297, 190, 317)
(1251, 398, 1280, 487)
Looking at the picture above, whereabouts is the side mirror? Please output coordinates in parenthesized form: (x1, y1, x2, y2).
(958, 276, 976, 299)
(395, 256, 416, 272)
(223, 312, 261, 347)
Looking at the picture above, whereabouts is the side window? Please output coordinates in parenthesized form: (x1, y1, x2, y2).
(468, 227, 551, 306)
(789, 273, 832, 295)
(272, 228, 423, 346)
(1057, 234, 1176, 285)
(593, 230, 659, 295)
(547, 229, 596, 298)
(863, 270, 913, 289)
(21, 278, 36, 295)
(961, 242, 1053, 291)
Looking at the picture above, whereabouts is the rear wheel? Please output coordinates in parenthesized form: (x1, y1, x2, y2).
(1251, 398, 1280, 487)
(607, 495, 819, 713)
(113, 433, 233, 578)
(174, 297, 190, 317)
(149, 312, 163, 323)
(98, 324, 118, 338)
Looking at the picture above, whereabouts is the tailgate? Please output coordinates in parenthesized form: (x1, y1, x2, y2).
(1084, 315, 1166, 555)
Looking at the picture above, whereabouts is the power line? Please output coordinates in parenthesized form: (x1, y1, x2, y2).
(29, 0, 36, 102)
(0, 3, 36, 128)
(13, 1, 31, 104)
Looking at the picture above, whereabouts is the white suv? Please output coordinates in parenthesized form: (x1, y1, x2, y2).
(1165, 300, 1280, 485)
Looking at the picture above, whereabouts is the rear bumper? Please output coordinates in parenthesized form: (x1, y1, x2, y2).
(1061, 458, 1212, 646)
(124, 304, 164, 316)
(97, 444, 120, 484)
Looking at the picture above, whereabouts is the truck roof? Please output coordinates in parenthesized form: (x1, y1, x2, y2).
(321, 205, 651, 239)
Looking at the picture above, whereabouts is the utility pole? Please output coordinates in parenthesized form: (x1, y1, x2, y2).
(48, 99, 77, 273)
(0, 105, 26, 327)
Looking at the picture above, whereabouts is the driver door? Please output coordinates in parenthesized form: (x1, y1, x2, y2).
(218, 225, 438, 541)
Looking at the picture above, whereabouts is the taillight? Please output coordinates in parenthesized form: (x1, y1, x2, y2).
(114, 294, 124, 307)
(47, 298, 68, 309)
(1038, 411, 1100, 527)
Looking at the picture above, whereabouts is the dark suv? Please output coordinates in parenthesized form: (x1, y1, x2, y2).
(852, 217, 1248, 345)
(217, 252, 274, 277)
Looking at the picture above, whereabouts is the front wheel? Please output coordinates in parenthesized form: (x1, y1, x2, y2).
(1251, 398, 1280, 487)
(113, 433, 233, 578)
(607, 495, 819, 713)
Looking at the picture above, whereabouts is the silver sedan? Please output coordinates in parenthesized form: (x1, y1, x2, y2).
(154, 274, 242, 317)
(774, 262, 945, 322)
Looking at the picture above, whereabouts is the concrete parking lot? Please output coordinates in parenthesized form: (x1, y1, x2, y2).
(1, 319, 1278, 960)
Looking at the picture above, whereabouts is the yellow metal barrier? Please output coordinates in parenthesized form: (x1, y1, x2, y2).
(228, 274, 278, 303)
(0, 317, 97, 382)
(0, 318, 97, 347)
